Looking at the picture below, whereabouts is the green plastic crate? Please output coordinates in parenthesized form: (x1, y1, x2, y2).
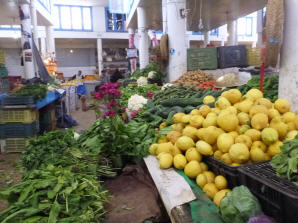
(187, 47, 218, 70)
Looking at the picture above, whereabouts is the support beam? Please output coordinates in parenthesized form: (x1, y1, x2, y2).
(162, 0, 167, 33)
(227, 20, 238, 46)
(46, 26, 55, 57)
(256, 9, 263, 47)
(137, 7, 149, 69)
(167, 0, 187, 81)
(19, 4, 35, 79)
(97, 38, 103, 76)
(40, 37, 46, 57)
(30, 0, 39, 50)
(279, 0, 298, 112)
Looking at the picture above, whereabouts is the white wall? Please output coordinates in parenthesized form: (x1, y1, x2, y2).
(2, 48, 24, 76)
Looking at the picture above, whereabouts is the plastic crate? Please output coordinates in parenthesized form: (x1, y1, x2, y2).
(0, 109, 38, 124)
(187, 47, 218, 70)
(217, 45, 247, 68)
(7, 76, 22, 90)
(247, 48, 262, 66)
(1, 96, 35, 106)
(0, 77, 10, 93)
(239, 162, 298, 223)
(0, 121, 39, 138)
(0, 66, 8, 78)
(0, 138, 28, 153)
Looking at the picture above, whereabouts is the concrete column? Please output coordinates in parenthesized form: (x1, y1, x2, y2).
(279, 0, 298, 112)
(40, 37, 46, 57)
(227, 20, 238, 46)
(30, 0, 39, 50)
(167, 0, 187, 81)
(46, 26, 55, 57)
(128, 28, 137, 72)
(162, 0, 167, 33)
(97, 38, 103, 76)
(203, 31, 210, 47)
(19, 4, 35, 79)
(137, 7, 149, 69)
(256, 9, 263, 47)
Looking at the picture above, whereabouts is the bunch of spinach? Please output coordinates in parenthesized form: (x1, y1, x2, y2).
(130, 62, 165, 80)
(270, 135, 298, 185)
(13, 84, 47, 100)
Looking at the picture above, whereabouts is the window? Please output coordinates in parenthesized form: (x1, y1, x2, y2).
(192, 29, 218, 36)
(38, 0, 51, 12)
(105, 8, 127, 32)
(54, 5, 93, 31)
(237, 17, 253, 36)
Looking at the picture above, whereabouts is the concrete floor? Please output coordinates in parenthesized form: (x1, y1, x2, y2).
(71, 102, 97, 133)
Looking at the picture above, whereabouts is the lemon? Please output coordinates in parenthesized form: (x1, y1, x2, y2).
(267, 141, 283, 157)
(261, 128, 279, 145)
(202, 115, 217, 128)
(235, 135, 252, 148)
(213, 189, 231, 206)
(199, 105, 211, 117)
(255, 98, 273, 109)
(282, 112, 296, 123)
(251, 113, 269, 130)
(249, 105, 269, 118)
(159, 122, 167, 130)
(222, 89, 242, 104)
(200, 162, 208, 172)
(294, 115, 298, 130)
(215, 97, 231, 110)
(173, 154, 187, 170)
(196, 140, 213, 156)
(287, 122, 296, 131)
(245, 129, 261, 141)
(190, 109, 201, 116)
(196, 128, 205, 140)
(158, 152, 173, 169)
(221, 153, 233, 164)
(176, 136, 195, 151)
(214, 175, 228, 190)
(231, 163, 240, 166)
(225, 106, 238, 115)
(217, 113, 239, 132)
(156, 142, 174, 155)
(157, 136, 168, 143)
(184, 160, 202, 178)
(181, 114, 191, 124)
(196, 174, 208, 188)
(182, 126, 198, 140)
(238, 99, 254, 113)
(185, 147, 202, 162)
(251, 141, 267, 152)
(264, 153, 271, 161)
(203, 171, 216, 183)
(217, 133, 234, 153)
(171, 123, 185, 133)
(268, 108, 280, 120)
(239, 125, 251, 134)
(270, 120, 288, 139)
(203, 95, 216, 104)
(250, 148, 267, 162)
(214, 150, 223, 160)
(238, 112, 250, 125)
(228, 131, 238, 139)
(229, 143, 250, 164)
(169, 145, 182, 156)
(201, 126, 220, 145)
(166, 131, 182, 144)
(203, 183, 219, 199)
(212, 108, 221, 115)
(274, 99, 290, 114)
(286, 130, 298, 140)
(189, 115, 204, 128)
(149, 144, 158, 155)
(245, 89, 263, 101)
(173, 113, 185, 123)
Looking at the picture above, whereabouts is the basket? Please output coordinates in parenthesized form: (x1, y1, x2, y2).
(247, 48, 262, 66)
(0, 121, 39, 139)
(1, 96, 35, 107)
(0, 109, 38, 124)
(239, 162, 298, 223)
(0, 138, 28, 153)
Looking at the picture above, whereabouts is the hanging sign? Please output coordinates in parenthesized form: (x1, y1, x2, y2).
(127, 48, 137, 58)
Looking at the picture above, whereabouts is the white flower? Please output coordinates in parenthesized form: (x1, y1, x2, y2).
(161, 83, 173, 91)
(148, 71, 157, 79)
(128, 94, 148, 112)
(137, 76, 148, 86)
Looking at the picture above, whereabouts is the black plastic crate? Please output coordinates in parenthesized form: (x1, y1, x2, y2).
(1, 96, 35, 107)
(239, 162, 298, 223)
(0, 121, 39, 138)
(217, 45, 247, 68)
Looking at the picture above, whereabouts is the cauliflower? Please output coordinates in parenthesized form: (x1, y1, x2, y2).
(148, 71, 157, 79)
(161, 83, 173, 91)
(128, 94, 148, 112)
(137, 76, 148, 86)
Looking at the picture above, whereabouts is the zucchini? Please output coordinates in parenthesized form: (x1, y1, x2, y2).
(165, 111, 176, 125)
(161, 98, 203, 107)
(184, 106, 195, 114)
(171, 106, 185, 113)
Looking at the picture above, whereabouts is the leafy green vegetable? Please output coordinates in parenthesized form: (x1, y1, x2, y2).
(13, 84, 47, 100)
(270, 135, 298, 185)
(130, 62, 165, 80)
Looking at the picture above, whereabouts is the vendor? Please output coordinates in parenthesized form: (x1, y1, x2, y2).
(70, 70, 84, 81)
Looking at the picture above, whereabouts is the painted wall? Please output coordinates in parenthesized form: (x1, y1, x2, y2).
(2, 48, 24, 77)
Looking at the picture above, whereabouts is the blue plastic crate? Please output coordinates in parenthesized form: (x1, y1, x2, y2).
(0, 121, 39, 138)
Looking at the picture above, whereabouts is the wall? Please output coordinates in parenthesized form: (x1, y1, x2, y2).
(3, 48, 24, 76)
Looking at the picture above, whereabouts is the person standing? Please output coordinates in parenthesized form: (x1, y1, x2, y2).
(110, 69, 123, 83)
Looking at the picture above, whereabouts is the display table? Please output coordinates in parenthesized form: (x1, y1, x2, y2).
(36, 91, 64, 110)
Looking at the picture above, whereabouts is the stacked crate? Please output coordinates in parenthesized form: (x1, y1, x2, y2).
(0, 49, 9, 93)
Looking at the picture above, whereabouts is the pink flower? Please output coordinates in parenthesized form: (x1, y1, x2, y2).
(130, 110, 140, 119)
(107, 100, 119, 109)
(101, 110, 117, 119)
(147, 91, 154, 99)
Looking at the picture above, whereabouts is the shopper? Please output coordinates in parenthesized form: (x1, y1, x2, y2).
(110, 69, 123, 83)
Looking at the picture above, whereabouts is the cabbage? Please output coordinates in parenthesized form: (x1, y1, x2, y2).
(219, 186, 262, 223)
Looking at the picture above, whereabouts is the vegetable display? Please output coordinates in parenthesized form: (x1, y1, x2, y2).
(172, 69, 213, 86)
(13, 84, 47, 100)
(130, 62, 165, 80)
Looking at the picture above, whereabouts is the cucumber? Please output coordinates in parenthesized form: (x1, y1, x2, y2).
(161, 98, 203, 107)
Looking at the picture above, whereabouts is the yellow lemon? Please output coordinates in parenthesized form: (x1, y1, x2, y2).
(250, 148, 267, 162)
(190, 109, 201, 116)
(249, 105, 269, 118)
(282, 112, 296, 123)
(255, 98, 273, 109)
(201, 126, 221, 145)
(214, 175, 228, 190)
(286, 130, 298, 140)
(199, 105, 211, 117)
(184, 160, 202, 178)
(181, 114, 191, 124)
(173, 154, 187, 170)
(182, 126, 198, 140)
(274, 99, 290, 114)
(229, 143, 250, 164)
(203, 95, 216, 104)
(245, 129, 261, 141)
(189, 115, 204, 128)
(228, 131, 238, 139)
(149, 144, 158, 155)
(196, 140, 213, 156)
(261, 128, 279, 145)
(267, 141, 283, 157)
(196, 173, 208, 188)
(158, 152, 173, 169)
(235, 135, 252, 148)
(214, 150, 223, 160)
(238, 112, 250, 125)
(203, 171, 216, 183)
(203, 183, 219, 199)
(166, 131, 182, 144)
(171, 123, 185, 133)
(268, 108, 280, 120)
(217, 133, 234, 153)
(185, 147, 202, 162)
(222, 89, 242, 104)
(217, 113, 239, 132)
(202, 115, 217, 128)
(221, 153, 233, 164)
(213, 189, 231, 206)
(169, 145, 182, 157)
(215, 97, 231, 110)
(251, 113, 269, 130)
(245, 88, 263, 102)
(238, 99, 254, 113)
(251, 141, 267, 152)
(156, 142, 174, 155)
(200, 162, 209, 172)
(176, 136, 195, 152)
(173, 113, 185, 123)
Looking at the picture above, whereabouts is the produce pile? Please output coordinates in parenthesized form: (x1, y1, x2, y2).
(172, 69, 213, 86)
(130, 62, 165, 81)
(12, 84, 47, 100)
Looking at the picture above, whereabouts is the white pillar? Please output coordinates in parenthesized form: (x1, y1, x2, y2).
(227, 20, 238, 46)
(40, 37, 46, 57)
(19, 4, 35, 79)
(279, 0, 298, 112)
(167, 0, 187, 82)
(137, 7, 149, 69)
(162, 0, 167, 33)
(30, 0, 39, 50)
(97, 38, 103, 76)
(46, 26, 55, 57)
(256, 9, 263, 47)
(203, 31, 210, 47)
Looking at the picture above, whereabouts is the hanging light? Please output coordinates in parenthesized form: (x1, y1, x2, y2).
(70, 49, 74, 53)
(198, 0, 204, 30)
